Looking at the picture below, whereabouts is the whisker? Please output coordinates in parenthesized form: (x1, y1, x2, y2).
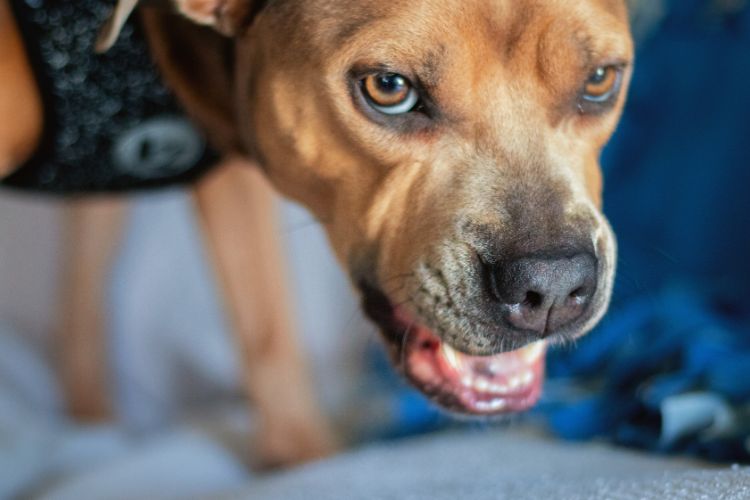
(330, 302, 369, 350)
(399, 317, 417, 369)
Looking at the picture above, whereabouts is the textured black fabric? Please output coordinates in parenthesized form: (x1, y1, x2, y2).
(2, 0, 219, 194)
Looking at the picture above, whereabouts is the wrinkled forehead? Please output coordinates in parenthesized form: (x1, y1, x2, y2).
(301, 0, 632, 65)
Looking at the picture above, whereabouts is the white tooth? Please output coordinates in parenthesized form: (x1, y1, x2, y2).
(489, 398, 507, 411)
(521, 341, 547, 363)
(475, 401, 492, 412)
(508, 375, 522, 390)
(441, 343, 462, 369)
(474, 377, 490, 392)
(489, 383, 508, 393)
(461, 375, 474, 388)
(476, 399, 507, 412)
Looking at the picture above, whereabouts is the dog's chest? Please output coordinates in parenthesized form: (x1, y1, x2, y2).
(2, 0, 218, 194)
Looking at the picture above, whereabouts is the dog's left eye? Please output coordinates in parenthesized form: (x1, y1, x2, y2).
(361, 73, 420, 115)
(582, 66, 621, 103)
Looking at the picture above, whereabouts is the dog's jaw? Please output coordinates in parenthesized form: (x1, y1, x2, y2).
(360, 282, 548, 415)
(404, 322, 547, 415)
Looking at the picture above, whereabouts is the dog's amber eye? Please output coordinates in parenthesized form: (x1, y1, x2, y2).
(583, 66, 621, 102)
(362, 73, 419, 115)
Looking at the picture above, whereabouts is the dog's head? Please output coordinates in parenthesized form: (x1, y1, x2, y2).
(138, 0, 633, 415)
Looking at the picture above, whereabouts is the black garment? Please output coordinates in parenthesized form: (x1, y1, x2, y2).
(2, 0, 218, 194)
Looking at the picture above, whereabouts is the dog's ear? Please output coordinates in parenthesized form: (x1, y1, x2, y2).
(97, 1, 262, 153)
(171, 0, 257, 37)
(97, 0, 258, 52)
(140, 6, 252, 154)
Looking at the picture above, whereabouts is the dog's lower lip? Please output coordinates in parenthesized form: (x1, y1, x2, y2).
(403, 322, 547, 415)
(359, 282, 547, 415)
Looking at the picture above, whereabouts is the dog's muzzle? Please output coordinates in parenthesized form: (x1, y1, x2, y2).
(360, 282, 547, 415)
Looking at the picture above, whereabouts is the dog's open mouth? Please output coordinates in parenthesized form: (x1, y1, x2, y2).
(403, 322, 546, 414)
(361, 283, 546, 415)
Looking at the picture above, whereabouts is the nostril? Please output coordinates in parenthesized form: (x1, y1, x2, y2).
(523, 291, 543, 309)
(569, 287, 585, 298)
(566, 282, 594, 306)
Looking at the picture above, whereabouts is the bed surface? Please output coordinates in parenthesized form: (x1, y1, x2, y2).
(232, 430, 748, 500)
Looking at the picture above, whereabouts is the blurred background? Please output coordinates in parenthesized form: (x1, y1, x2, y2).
(542, 0, 750, 463)
(1, 0, 749, 497)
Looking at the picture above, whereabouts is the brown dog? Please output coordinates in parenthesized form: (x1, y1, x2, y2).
(0, 0, 633, 466)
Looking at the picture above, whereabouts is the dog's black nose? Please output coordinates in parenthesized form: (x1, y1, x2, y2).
(487, 253, 598, 336)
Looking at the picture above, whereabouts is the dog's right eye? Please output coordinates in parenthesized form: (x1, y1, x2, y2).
(361, 73, 420, 115)
(583, 66, 621, 103)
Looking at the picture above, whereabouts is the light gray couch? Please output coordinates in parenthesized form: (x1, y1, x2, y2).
(232, 430, 749, 500)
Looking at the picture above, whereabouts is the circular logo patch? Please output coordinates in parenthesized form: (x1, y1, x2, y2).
(113, 116, 205, 179)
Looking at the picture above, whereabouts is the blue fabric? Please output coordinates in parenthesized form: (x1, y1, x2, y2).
(541, 0, 750, 462)
(603, 0, 750, 302)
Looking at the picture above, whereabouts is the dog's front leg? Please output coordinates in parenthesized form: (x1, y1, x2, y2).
(59, 197, 129, 420)
(194, 159, 337, 468)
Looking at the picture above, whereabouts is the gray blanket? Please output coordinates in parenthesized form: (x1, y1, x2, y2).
(233, 430, 750, 500)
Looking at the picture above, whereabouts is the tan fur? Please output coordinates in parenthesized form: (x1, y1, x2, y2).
(225, 0, 632, 353)
(0, 0, 43, 175)
(59, 197, 129, 420)
(1, 0, 633, 467)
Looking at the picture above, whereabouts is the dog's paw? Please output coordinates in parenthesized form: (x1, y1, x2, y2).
(254, 423, 339, 470)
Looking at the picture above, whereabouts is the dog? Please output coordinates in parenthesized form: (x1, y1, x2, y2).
(0, 0, 633, 466)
